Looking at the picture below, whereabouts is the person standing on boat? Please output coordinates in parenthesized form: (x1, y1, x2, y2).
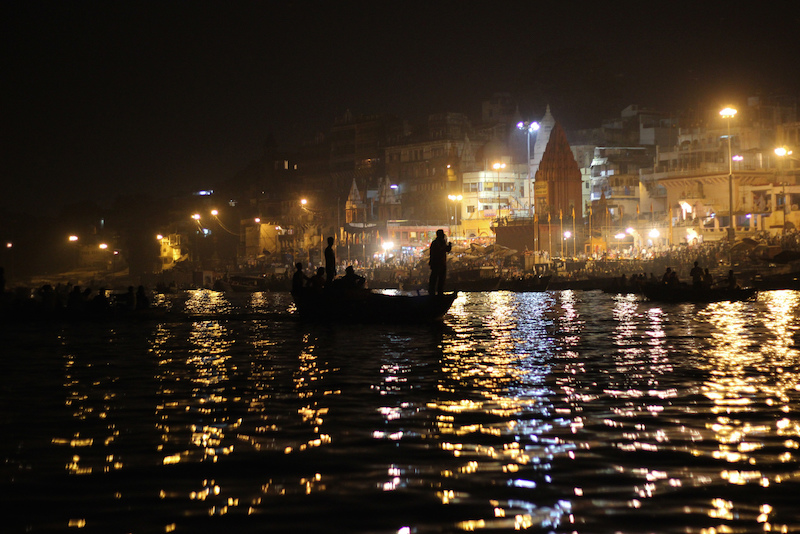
(325, 236, 336, 285)
(428, 229, 452, 295)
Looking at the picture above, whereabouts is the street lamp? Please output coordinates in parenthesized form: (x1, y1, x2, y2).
(517, 121, 540, 215)
(448, 194, 463, 238)
(720, 107, 737, 254)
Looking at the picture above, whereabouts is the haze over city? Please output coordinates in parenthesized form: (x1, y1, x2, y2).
(4, 1, 799, 216)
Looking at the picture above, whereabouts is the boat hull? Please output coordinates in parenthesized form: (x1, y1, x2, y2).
(292, 290, 458, 323)
(642, 284, 757, 303)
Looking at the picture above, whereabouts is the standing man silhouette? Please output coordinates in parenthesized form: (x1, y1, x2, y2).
(324, 236, 336, 285)
(428, 229, 451, 295)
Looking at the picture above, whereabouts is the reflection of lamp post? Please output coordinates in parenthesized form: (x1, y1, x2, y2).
(517, 121, 540, 214)
(492, 162, 506, 222)
(720, 107, 737, 260)
(448, 194, 462, 238)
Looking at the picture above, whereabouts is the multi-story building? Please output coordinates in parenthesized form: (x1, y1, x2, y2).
(384, 112, 477, 222)
(589, 146, 655, 222)
(641, 97, 798, 242)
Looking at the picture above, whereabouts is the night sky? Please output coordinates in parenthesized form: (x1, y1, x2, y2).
(3, 1, 799, 216)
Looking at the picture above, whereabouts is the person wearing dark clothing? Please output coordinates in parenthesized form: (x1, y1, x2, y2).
(324, 236, 336, 285)
(291, 262, 309, 296)
(339, 265, 365, 289)
(690, 261, 703, 287)
(309, 267, 326, 291)
(725, 270, 738, 289)
(135, 286, 149, 310)
(428, 229, 452, 295)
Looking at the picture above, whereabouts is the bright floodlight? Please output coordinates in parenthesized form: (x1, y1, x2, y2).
(99, 243, 108, 250)
(720, 107, 737, 119)
(300, 199, 307, 205)
(211, 209, 218, 216)
(156, 234, 163, 240)
(192, 213, 201, 220)
(564, 231, 572, 239)
(68, 235, 79, 242)
(492, 162, 506, 171)
(615, 233, 626, 240)
(381, 241, 394, 251)
(626, 227, 635, 234)
(649, 229, 660, 238)
(517, 121, 540, 132)
(775, 147, 793, 157)
(254, 218, 261, 223)
(5, 242, 11, 248)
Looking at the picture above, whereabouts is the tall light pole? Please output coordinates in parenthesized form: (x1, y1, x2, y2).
(720, 107, 737, 258)
(517, 121, 540, 216)
(448, 194, 462, 238)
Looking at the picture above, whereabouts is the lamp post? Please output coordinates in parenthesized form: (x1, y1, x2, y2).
(720, 107, 737, 259)
(448, 194, 463, 238)
(517, 121, 540, 215)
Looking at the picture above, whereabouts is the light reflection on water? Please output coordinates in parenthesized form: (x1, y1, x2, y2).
(1, 289, 800, 532)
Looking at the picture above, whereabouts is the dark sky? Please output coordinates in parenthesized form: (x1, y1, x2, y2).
(3, 1, 799, 216)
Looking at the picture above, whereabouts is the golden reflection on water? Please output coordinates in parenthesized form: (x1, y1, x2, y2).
(432, 291, 571, 530)
(27, 289, 800, 531)
(691, 291, 800, 532)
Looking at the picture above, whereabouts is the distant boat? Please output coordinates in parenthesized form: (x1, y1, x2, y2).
(642, 283, 757, 303)
(500, 274, 551, 292)
(213, 275, 289, 292)
(449, 267, 502, 292)
(292, 289, 458, 323)
(752, 271, 800, 290)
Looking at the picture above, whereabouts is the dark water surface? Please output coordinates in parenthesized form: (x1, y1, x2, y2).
(2, 289, 800, 533)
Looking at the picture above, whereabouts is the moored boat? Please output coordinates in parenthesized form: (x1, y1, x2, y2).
(500, 274, 551, 292)
(292, 289, 458, 323)
(449, 267, 502, 292)
(642, 283, 757, 303)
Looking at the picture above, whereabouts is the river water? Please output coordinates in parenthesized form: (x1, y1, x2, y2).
(2, 289, 799, 533)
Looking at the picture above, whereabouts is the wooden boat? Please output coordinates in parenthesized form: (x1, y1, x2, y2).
(292, 289, 458, 323)
(449, 267, 502, 292)
(213, 275, 290, 292)
(642, 283, 757, 303)
(500, 275, 551, 292)
(752, 271, 800, 291)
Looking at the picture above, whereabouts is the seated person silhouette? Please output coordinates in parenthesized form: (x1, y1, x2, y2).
(336, 265, 366, 290)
